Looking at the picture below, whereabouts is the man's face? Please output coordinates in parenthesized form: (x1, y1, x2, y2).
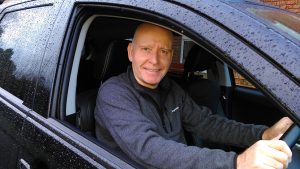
(128, 24, 173, 89)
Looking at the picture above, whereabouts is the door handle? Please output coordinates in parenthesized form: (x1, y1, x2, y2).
(19, 158, 31, 169)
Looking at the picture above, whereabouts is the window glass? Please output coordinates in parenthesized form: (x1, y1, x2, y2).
(247, 8, 300, 41)
(0, 7, 52, 110)
(233, 71, 255, 88)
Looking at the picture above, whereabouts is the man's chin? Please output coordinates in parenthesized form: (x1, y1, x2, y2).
(140, 77, 158, 86)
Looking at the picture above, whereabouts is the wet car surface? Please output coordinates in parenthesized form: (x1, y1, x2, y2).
(0, 0, 299, 168)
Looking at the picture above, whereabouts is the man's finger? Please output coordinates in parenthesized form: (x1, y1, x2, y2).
(264, 140, 292, 164)
(261, 155, 284, 169)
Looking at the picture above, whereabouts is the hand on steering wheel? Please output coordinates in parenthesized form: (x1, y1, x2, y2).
(237, 140, 292, 169)
(237, 117, 299, 169)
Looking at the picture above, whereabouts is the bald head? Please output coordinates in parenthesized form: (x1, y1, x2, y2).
(132, 23, 173, 47)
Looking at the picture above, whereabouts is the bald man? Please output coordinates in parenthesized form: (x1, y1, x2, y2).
(94, 23, 292, 169)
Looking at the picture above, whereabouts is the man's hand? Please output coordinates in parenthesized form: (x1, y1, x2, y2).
(237, 140, 292, 169)
(263, 117, 293, 140)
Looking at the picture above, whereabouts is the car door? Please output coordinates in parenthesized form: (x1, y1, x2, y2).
(59, 0, 300, 168)
(0, 1, 104, 168)
(1, 0, 299, 168)
(0, 1, 56, 168)
(221, 0, 300, 128)
(169, 1, 300, 168)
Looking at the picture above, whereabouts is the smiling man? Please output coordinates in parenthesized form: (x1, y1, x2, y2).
(94, 23, 292, 169)
(127, 23, 173, 89)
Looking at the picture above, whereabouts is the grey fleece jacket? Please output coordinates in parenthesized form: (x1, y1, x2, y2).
(94, 67, 267, 169)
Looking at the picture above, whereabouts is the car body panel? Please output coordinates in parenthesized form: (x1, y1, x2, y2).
(0, 95, 27, 168)
(169, 0, 300, 124)
(0, 0, 299, 168)
(173, 0, 300, 82)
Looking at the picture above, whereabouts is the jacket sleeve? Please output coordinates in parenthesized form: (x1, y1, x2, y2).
(180, 90, 267, 148)
(95, 81, 238, 169)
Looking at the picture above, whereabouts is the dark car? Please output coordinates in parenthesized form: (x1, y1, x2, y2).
(0, 0, 299, 168)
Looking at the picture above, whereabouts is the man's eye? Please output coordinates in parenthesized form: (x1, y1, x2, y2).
(160, 49, 170, 55)
(141, 47, 150, 51)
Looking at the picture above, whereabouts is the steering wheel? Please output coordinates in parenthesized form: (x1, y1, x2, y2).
(280, 124, 300, 169)
(281, 124, 300, 147)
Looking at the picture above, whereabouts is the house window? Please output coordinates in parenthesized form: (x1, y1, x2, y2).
(180, 36, 195, 64)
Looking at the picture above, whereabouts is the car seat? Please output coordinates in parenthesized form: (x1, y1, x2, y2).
(76, 39, 131, 136)
(183, 44, 223, 115)
(183, 44, 226, 148)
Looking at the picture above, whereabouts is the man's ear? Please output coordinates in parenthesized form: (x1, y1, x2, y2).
(127, 43, 133, 62)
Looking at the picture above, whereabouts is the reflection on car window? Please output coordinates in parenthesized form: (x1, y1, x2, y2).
(0, 6, 52, 112)
(233, 71, 255, 88)
(247, 8, 300, 41)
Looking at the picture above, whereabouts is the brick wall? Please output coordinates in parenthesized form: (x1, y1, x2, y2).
(172, 36, 182, 64)
(261, 0, 300, 14)
(169, 35, 184, 73)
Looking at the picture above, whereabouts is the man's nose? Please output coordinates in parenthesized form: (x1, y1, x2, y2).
(149, 49, 159, 64)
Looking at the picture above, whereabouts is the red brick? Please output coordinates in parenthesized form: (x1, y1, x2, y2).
(286, 0, 296, 5)
(260, 0, 300, 14)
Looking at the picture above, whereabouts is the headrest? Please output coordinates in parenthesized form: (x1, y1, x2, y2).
(184, 45, 216, 73)
(94, 40, 131, 82)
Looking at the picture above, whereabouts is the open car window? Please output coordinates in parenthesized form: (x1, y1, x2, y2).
(61, 13, 292, 158)
(55, 3, 299, 167)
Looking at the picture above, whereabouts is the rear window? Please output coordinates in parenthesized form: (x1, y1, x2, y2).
(0, 6, 52, 110)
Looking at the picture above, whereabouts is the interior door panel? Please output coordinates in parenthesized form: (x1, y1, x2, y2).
(231, 86, 285, 127)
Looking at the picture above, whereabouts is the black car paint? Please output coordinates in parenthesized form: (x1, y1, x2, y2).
(0, 0, 299, 168)
(170, 0, 300, 124)
(0, 96, 25, 168)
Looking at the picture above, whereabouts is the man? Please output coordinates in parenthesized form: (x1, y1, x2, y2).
(94, 23, 293, 169)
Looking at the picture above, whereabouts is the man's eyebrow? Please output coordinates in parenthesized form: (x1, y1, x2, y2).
(139, 44, 151, 47)
(160, 47, 173, 51)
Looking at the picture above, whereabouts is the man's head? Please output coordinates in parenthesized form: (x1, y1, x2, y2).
(127, 23, 173, 89)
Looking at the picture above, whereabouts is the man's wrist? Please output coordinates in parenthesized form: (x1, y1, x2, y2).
(236, 153, 244, 169)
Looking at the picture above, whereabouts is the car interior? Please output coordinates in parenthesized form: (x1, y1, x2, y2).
(66, 16, 230, 140)
(63, 15, 298, 167)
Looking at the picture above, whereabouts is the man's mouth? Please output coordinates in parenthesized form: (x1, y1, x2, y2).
(144, 68, 160, 72)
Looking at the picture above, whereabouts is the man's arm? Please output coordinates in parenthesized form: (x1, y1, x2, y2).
(180, 90, 267, 147)
(180, 89, 293, 168)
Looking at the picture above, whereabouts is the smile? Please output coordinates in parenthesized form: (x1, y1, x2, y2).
(145, 68, 160, 72)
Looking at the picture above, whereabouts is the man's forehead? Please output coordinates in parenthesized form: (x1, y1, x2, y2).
(135, 24, 173, 39)
(134, 37, 173, 48)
